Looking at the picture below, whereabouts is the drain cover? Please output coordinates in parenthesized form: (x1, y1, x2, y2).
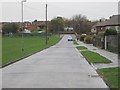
(88, 74, 99, 77)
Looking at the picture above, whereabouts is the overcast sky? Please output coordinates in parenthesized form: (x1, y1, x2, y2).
(1, 0, 119, 22)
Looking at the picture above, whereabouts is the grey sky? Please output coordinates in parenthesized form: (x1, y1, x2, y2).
(1, 2, 118, 22)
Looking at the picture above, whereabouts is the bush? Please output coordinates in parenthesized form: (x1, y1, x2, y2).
(105, 28, 117, 36)
(73, 40, 78, 45)
(2, 23, 19, 34)
(84, 35, 93, 44)
(98, 32, 105, 38)
(80, 35, 86, 41)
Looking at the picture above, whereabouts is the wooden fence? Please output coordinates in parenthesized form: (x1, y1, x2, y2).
(93, 35, 118, 53)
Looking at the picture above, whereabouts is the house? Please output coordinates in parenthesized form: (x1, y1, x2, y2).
(91, 23, 97, 35)
(105, 15, 120, 33)
(64, 27, 74, 31)
(24, 23, 37, 32)
(91, 19, 108, 35)
(23, 29, 31, 33)
(92, 15, 120, 53)
(91, 15, 120, 35)
(24, 21, 49, 32)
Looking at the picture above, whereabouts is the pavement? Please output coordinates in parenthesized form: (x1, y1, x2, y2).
(77, 41, 118, 69)
(2, 35, 108, 88)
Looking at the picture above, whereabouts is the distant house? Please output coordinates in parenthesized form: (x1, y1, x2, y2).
(91, 20, 108, 35)
(91, 23, 98, 35)
(64, 27, 74, 31)
(23, 29, 31, 33)
(24, 21, 49, 32)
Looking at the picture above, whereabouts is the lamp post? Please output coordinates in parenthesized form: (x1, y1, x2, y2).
(21, 0, 26, 51)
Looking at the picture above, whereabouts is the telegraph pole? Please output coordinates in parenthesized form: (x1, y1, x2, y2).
(21, 0, 26, 51)
(45, 4, 48, 45)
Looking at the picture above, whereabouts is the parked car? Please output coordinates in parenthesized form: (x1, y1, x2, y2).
(68, 36, 73, 41)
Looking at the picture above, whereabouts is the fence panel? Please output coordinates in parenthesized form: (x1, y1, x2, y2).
(106, 35, 118, 53)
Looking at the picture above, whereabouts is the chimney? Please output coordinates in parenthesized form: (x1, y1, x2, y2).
(109, 16, 112, 19)
(99, 19, 102, 22)
(105, 19, 108, 21)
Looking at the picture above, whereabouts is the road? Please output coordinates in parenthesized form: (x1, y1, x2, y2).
(3, 35, 108, 88)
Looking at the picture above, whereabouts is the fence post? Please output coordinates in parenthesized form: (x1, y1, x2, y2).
(105, 36, 107, 50)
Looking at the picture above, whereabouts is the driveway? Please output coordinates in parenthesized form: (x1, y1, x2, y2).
(3, 35, 108, 88)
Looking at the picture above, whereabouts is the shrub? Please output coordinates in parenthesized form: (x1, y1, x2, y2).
(80, 35, 86, 41)
(105, 28, 117, 36)
(84, 35, 93, 44)
(73, 40, 78, 45)
(2, 23, 19, 34)
(98, 32, 105, 38)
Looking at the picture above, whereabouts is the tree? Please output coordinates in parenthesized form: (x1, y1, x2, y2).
(48, 17, 65, 33)
(71, 14, 93, 34)
(2, 23, 19, 34)
(64, 18, 72, 27)
(105, 28, 117, 36)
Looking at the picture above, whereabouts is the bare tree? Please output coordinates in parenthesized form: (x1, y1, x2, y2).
(71, 14, 93, 34)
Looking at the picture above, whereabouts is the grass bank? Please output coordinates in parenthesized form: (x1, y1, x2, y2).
(97, 67, 120, 89)
(2, 34, 61, 66)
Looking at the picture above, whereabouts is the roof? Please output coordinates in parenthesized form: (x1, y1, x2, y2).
(106, 15, 120, 26)
(93, 15, 120, 27)
(95, 21, 107, 27)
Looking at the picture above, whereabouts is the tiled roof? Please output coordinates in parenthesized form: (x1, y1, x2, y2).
(94, 15, 120, 27)
(106, 15, 120, 26)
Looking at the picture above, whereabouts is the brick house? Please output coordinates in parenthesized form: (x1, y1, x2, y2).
(91, 19, 108, 35)
(91, 15, 120, 35)
(105, 15, 120, 33)
(24, 21, 48, 32)
(92, 15, 120, 53)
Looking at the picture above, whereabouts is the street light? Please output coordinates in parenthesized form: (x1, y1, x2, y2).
(21, 0, 26, 51)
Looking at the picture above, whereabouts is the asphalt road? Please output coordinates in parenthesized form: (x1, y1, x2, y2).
(3, 35, 108, 88)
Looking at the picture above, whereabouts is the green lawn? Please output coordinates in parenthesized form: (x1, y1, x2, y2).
(2, 34, 61, 65)
(73, 40, 78, 45)
(76, 46, 88, 50)
(81, 50, 112, 63)
(97, 67, 120, 89)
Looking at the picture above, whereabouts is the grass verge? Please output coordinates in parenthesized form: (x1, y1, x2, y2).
(2, 34, 61, 66)
(81, 50, 112, 63)
(97, 67, 120, 89)
(76, 46, 87, 50)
